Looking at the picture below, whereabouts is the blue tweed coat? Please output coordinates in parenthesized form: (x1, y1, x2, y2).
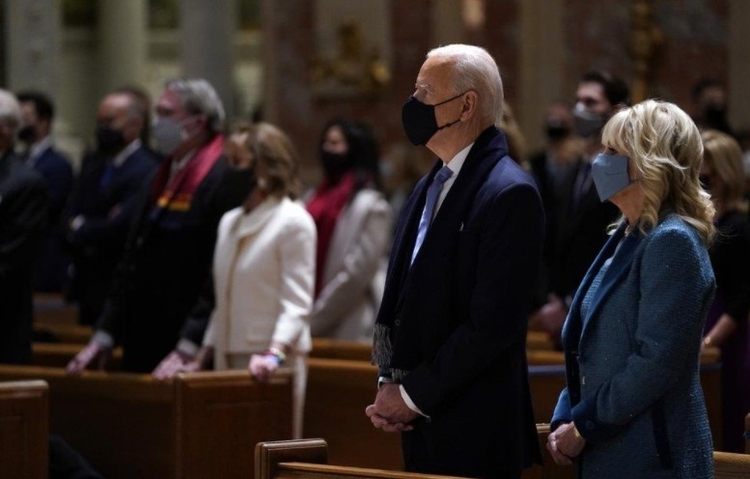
(551, 215, 715, 479)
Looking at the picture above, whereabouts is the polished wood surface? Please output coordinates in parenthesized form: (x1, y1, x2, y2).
(0, 366, 292, 479)
(256, 435, 750, 479)
(0, 380, 49, 479)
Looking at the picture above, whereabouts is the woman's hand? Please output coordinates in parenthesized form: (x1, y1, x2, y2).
(547, 422, 586, 465)
(249, 353, 281, 381)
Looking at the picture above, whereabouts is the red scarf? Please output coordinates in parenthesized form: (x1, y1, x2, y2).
(306, 172, 357, 297)
(150, 134, 224, 212)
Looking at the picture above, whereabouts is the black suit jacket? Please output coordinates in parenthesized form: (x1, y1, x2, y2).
(65, 145, 159, 324)
(374, 127, 544, 478)
(0, 150, 49, 363)
(31, 146, 73, 291)
(549, 158, 619, 300)
(95, 140, 250, 372)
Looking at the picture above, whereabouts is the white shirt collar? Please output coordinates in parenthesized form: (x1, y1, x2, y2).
(443, 142, 473, 176)
(112, 139, 142, 168)
(27, 136, 53, 165)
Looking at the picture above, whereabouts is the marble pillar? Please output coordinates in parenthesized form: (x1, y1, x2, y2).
(96, 0, 146, 96)
(180, 0, 236, 120)
(5, 0, 61, 96)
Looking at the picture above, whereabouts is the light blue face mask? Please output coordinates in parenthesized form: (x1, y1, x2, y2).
(591, 152, 631, 202)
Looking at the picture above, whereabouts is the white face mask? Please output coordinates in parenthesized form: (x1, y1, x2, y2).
(151, 116, 192, 156)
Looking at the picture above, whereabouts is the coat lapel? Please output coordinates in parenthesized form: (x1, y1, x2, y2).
(579, 224, 644, 337)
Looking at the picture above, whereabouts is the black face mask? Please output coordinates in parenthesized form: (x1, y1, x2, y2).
(320, 150, 353, 179)
(95, 126, 126, 156)
(401, 92, 465, 146)
(703, 104, 731, 133)
(545, 120, 571, 142)
(17, 125, 36, 144)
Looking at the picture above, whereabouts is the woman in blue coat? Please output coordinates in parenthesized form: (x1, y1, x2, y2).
(548, 99, 716, 479)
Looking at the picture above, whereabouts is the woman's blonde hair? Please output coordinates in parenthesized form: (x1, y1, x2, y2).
(238, 122, 301, 200)
(701, 129, 749, 214)
(601, 99, 715, 244)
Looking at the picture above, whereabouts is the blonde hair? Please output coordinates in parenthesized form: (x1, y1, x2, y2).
(242, 122, 301, 200)
(601, 99, 715, 245)
(701, 129, 749, 214)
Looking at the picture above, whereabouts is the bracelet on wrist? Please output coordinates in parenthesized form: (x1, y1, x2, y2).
(264, 347, 287, 364)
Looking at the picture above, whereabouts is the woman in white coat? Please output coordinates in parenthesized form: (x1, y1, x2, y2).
(187, 122, 316, 438)
(306, 119, 392, 343)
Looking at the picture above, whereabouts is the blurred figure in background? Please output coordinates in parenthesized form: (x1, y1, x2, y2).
(176, 122, 316, 438)
(700, 129, 750, 452)
(16, 91, 73, 293)
(67, 78, 248, 374)
(64, 90, 159, 325)
(691, 77, 734, 136)
(0, 89, 49, 364)
(306, 118, 391, 342)
(532, 71, 625, 347)
(497, 103, 528, 169)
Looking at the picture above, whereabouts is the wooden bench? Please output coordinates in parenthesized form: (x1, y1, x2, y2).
(304, 352, 723, 471)
(34, 323, 92, 344)
(255, 437, 750, 479)
(0, 380, 49, 479)
(33, 293, 78, 325)
(32, 342, 124, 369)
(0, 366, 293, 479)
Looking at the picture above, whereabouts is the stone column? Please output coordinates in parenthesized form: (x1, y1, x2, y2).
(96, 0, 146, 96)
(729, 0, 750, 131)
(180, 0, 236, 120)
(519, 0, 566, 151)
(5, 0, 61, 96)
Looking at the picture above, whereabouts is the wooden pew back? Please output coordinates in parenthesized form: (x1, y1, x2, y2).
(0, 380, 48, 479)
(255, 438, 750, 479)
(0, 366, 292, 479)
(304, 351, 722, 471)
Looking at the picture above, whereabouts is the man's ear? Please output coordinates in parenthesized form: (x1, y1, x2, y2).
(461, 91, 479, 120)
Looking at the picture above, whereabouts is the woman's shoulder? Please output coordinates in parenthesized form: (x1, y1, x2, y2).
(350, 187, 390, 213)
(644, 215, 709, 257)
(279, 197, 316, 230)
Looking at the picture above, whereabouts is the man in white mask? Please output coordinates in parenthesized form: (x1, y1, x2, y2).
(67, 79, 250, 374)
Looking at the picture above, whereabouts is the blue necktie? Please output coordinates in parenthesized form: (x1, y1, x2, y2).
(411, 165, 453, 265)
(100, 163, 115, 189)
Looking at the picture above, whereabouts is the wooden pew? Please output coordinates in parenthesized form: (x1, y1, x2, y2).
(34, 323, 92, 344)
(255, 437, 750, 479)
(31, 342, 124, 369)
(309, 333, 554, 363)
(33, 293, 78, 325)
(0, 380, 49, 479)
(304, 351, 723, 471)
(0, 366, 293, 479)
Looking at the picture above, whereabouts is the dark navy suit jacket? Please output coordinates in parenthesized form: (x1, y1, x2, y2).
(31, 146, 73, 291)
(65, 145, 159, 325)
(374, 127, 544, 478)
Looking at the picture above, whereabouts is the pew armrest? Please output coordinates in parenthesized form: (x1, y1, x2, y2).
(255, 438, 328, 479)
(714, 451, 750, 479)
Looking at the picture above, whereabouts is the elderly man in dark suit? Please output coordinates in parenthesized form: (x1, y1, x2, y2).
(366, 44, 544, 479)
(0, 89, 49, 364)
(65, 90, 159, 325)
(16, 91, 73, 292)
(66, 79, 249, 374)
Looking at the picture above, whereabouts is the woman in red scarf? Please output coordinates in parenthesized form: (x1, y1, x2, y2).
(306, 119, 392, 342)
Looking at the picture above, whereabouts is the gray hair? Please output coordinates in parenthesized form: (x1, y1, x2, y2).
(426, 44, 504, 125)
(164, 78, 225, 134)
(0, 89, 22, 130)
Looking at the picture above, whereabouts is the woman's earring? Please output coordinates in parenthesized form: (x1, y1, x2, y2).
(257, 177, 269, 191)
